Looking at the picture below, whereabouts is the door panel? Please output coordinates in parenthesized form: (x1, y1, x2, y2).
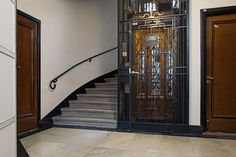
(207, 14, 236, 133)
(17, 13, 39, 133)
(132, 28, 176, 123)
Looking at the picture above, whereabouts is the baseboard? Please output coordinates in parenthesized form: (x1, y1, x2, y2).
(203, 132, 236, 140)
(189, 125, 203, 136)
(17, 139, 30, 157)
(118, 121, 204, 136)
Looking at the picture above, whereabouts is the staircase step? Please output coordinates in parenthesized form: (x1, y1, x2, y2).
(70, 100, 117, 105)
(95, 82, 117, 88)
(53, 115, 117, 129)
(104, 77, 117, 83)
(61, 108, 117, 119)
(69, 100, 117, 110)
(86, 88, 117, 94)
(52, 74, 118, 130)
(77, 94, 117, 102)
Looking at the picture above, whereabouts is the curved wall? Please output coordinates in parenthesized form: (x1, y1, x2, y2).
(17, 0, 118, 118)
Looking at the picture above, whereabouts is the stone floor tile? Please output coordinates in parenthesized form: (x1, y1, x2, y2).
(21, 128, 236, 157)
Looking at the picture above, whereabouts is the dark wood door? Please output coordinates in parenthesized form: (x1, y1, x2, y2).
(206, 14, 236, 133)
(17, 12, 40, 133)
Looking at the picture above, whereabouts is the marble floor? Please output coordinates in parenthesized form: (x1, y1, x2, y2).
(21, 127, 236, 157)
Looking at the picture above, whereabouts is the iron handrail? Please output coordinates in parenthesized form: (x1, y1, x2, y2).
(49, 47, 118, 90)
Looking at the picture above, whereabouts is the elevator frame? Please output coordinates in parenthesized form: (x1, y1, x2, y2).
(117, 0, 189, 134)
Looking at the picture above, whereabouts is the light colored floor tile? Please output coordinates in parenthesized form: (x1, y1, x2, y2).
(83, 148, 124, 157)
(21, 128, 236, 157)
(25, 141, 67, 157)
(95, 132, 136, 150)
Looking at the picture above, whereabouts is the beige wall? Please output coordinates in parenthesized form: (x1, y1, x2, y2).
(189, 0, 236, 125)
(0, 0, 16, 156)
(18, 0, 118, 118)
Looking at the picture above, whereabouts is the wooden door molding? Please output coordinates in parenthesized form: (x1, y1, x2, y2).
(201, 6, 236, 133)
(17, 10, 41, 134)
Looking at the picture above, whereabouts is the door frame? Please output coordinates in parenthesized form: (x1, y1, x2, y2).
(16, 10, 41, 133)
(200, 6, 236, 132)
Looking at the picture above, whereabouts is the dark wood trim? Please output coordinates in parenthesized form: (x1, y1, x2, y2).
(17, 10, 41, 133)
(200, 6, 236, 132)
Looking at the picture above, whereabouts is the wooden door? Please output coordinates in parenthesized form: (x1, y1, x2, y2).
(17, 12, 40, 133)
(206, 14, 236, 133)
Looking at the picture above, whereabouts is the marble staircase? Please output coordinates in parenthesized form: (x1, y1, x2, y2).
(53, 76, 118, 129)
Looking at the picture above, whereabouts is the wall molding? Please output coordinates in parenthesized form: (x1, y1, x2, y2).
(0, 116, 15, 131)
(0, 45, 15, 59)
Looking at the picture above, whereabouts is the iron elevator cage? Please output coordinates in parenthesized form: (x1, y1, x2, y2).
(118, 0, 189, 133)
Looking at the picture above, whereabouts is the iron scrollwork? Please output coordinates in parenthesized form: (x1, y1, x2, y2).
(49, 79, 58, 90)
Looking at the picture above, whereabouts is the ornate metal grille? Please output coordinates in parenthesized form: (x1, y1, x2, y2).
(129, 8, 187, 123)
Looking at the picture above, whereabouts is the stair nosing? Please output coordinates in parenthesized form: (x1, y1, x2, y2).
(70, 100, 117, 104)
(77, 94, 118, 97)
(61, 108, 117, 113)
(86, 87, 117, 90)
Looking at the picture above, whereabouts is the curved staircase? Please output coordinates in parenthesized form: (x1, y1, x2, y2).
(52, 76, 118, 130)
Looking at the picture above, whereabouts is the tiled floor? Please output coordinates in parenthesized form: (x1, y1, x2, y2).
(21, 127, 236, 157)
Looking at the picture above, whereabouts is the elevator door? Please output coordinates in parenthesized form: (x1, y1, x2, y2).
(131, 27, 177, 125)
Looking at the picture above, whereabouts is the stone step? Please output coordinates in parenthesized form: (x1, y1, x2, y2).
(69, 100, 117, 109)
(104, 77, 117, 83)
(61, 108, 117, 119)
(77, 94, 117, 102)
(53, 115, 117, 129)
(86, 88, 117, 94)
(95, 82, 117, 88)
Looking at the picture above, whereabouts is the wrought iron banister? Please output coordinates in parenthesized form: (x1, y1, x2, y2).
(49, 47, 118, 90)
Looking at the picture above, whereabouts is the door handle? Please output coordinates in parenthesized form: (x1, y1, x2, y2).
(206, 76, 215, 84)
(16, 66, 21, 69)
(129, 68, 140, 75)
(130, 71, 140, 75)
(207, 76, 215, 80)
